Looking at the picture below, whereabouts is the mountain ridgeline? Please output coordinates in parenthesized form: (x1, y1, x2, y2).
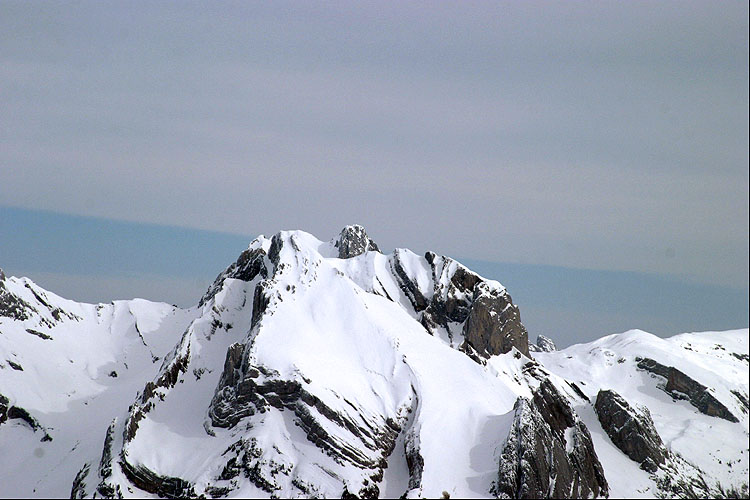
(0, 225, 748, 499)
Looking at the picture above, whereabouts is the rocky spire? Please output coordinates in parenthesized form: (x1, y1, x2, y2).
(495, 380, 609, 498)
(334, 225, 380, 259)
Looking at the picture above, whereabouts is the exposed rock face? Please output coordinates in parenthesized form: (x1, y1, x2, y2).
(70, 464, 90, 499)
(731, 390, 749, 413)
(0, 279, 34, 321)
(95, 420, 118, 498)
(115, 340, 198, 498)
(404, 430, 425, 492)
(595, 389, 666, 472)
(208, 343, 404, 474)
(535, 335, 557, 352)
(462, 282, 529, 358)
(392, 249, 430, 312)
(119, 454, 195, 499)
(207, 343, 256, 428)
(26, 328, 52, 340)
(335, 224, 380, 259)
(1, 277, 80, 326)
(494, 379, 609, 499)
(200, 246, 268, 307)
(0, 393, 8, 424)
(637, 357, 738, 422)
(416, 252, 529, 358)
(123, 336, 192, 444)
(0, 394, 52, 442)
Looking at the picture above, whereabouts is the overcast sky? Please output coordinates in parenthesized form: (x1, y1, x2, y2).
(1, 2, 748, 344)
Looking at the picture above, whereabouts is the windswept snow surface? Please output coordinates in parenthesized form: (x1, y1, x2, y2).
(0, 277, 198, 498)
(1, 229, 748, 499)
(535, 328, 750, 497)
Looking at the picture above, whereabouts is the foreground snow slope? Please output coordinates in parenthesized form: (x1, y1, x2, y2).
(535, 328, 749, 497)
(0, 275, 197, 497)
(1, 226, 747, 499)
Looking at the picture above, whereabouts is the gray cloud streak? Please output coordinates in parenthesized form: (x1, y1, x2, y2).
(1, 1, 747, 287)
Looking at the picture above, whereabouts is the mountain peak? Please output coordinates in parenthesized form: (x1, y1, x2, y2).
(333, 224, 380, 259)
(3, 230, 746, 499)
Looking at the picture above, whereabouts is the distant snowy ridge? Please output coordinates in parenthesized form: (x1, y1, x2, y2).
(0, 225, 747, 499)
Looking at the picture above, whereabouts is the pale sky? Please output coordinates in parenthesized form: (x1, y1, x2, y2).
(1, 2, 748, 344)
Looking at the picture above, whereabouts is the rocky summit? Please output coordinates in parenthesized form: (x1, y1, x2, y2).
(0, 226, 748, 499)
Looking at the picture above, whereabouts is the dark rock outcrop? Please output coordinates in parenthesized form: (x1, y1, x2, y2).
(419, 253, 481, 328)
(0, 279, 35, 321)
(731, 390, 749, 413)
(462, 282, 529, 358)
(208, 349, 402, 470)
(0, 393, 8, 424)
(416, 252, 529, 358)
(335, 225, 380, 259)
(94, 420, 119, 498)
(392, 250, 429, 312)
(1, 276, 80, 325)
(267, 233, 284, 265)
(207, 344, 401, 494)
(200, 246, 268, 307)
(251, 281, 272, 329)
(99, 420, 116, 480)
(22, 282, 80, 322)
(124, 341, 191, 443)
(207, 341, 409, 498)
(0, 396, 52, 441)
(70, 463, 91, 499)
(535, 335, 557, 352)
(637, 357, 738, 422)
(595, 389, 666, 472)
(119, 454, 195, 499)
(494, 379, 608, 499)
(26, 328, 52, 340)
(404, 429, 425, 492)
(7, 405, 41, 431)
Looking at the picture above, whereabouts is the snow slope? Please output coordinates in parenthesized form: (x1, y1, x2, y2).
(1, 226, 747, 499)
(0, 277, 197, 497)
(535, 328, 750, 498)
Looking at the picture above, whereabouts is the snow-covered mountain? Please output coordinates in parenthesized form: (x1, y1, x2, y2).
(0, 226, 747, 499)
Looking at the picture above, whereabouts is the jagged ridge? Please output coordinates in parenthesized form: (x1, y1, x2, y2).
(0, 229, 748, 499)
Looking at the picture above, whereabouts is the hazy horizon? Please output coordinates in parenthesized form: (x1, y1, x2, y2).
(1, 206, 747, 348)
